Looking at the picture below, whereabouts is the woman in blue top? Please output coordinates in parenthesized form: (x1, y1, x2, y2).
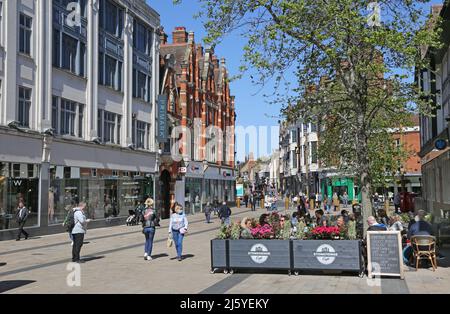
(168, 203, 189, 261)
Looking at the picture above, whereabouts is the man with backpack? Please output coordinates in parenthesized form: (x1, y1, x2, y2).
(218, 201, 232, 226)
(68, 202, 88, 263)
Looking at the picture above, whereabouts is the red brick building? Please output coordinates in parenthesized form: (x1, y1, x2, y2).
(158, 27, 236, 218)
(390, 116, 422, 194)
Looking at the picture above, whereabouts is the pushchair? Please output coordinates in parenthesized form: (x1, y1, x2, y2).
(126, 209, 138, 226)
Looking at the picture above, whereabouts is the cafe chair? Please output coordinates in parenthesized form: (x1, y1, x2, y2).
(410, 235, 437, 271)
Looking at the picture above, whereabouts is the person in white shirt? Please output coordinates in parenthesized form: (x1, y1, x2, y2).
(71, 202, 88, 263)
(168, 204, 189, 261)
(389, 215, 404, 232)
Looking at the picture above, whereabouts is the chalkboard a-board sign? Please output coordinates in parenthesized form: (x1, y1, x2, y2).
(367, 231, 404, 279)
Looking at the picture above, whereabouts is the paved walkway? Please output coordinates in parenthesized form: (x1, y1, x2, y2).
(0, 206, 449, 294)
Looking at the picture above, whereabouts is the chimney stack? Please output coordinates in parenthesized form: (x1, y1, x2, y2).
(173, 27, 188, 44)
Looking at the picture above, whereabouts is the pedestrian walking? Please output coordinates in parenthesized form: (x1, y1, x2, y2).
(168, 204, 189, 261)
(218, 201, 232, 226)
(71, 202, 88, 263)
(316, 193, 322, 209)
(327, 195, 333, 213)
(15, 201, 29, 241)
(250, 193, 256, 211)
(333, 192, 340, 212)
(204, 202, 213, 223)
(142, 198, 157, 261)
(244, 194, 249, 208)
(342, 192, 349, 208)
(213, 198, 219, 216)
(394, 192, 401, 214)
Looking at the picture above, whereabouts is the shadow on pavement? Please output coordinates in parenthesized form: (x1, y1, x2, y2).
(83, 242, 90, 245)
(151, 253, 169, 259)
(170, 254, 195, 260)
(81, 256, 105, 262)
(0, 263, 6, 267)
(0, 280, 35, 293)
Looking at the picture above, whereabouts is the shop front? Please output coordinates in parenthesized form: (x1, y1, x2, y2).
(0, 162, 40, 231)
(321, 176, 361, 202)
(0, 132, 157, 240)
(204, 165, 236, 207)
(184, 161, 204, 215)
(0, 131, 43, 239)
(48, 166, 154, 225)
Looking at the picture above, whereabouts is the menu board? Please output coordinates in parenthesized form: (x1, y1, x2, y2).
(367, 231, 404, 279)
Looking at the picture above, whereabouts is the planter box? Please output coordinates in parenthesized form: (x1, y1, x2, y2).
(292, 240, 363, 273)
(228, 239, 291, 270)
(211, 239, 228, 271)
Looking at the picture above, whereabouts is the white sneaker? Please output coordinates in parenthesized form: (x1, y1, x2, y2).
(144, 253, 148, 258)
(146, 256, 152, 261)
(71, 242, 74, 246)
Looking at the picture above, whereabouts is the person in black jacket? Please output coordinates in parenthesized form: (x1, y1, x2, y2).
(142, 198, 157, 261)
(15, 201, 29, 241)
(218, 202, 232, 226)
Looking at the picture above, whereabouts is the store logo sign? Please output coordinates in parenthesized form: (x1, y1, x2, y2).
(313, 244, 338, 265)
(248, 244, 270, 264)
(12, 180, 22, 187)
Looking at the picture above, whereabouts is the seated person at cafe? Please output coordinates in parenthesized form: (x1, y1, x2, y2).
(315, 209, 328, 227)
(240, 217, 253, 239)
(367, 216, 387, 231)
(341, 210, 350, 224)
(336, 215, 347, 234)
(259, 214, 269, 226)
(407, 210, 433, 239)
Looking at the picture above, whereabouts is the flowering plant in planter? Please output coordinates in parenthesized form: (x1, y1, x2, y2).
(251, 224, 274, 239)
(309, 226, 343, 240)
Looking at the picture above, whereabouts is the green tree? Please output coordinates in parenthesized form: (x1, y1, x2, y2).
(176, 0, 442, 233)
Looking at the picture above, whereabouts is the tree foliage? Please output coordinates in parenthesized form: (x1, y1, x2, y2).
(176, 0, 443, 231)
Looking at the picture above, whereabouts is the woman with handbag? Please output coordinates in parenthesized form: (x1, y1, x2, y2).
(168, 203, 189, 261)
(142, 198, 157, 261)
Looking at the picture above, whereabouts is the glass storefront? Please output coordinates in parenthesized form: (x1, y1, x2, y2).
(0, 162, 39, 230)
(225, 180, 235, 202)
(49, 166, 154, 225)
(185, 177, 202, 215)
(203, 178, 235, 206)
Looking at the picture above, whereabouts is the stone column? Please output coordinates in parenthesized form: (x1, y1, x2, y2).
(35, 0, 52, 131)
(3, 0, 18, 125)
(39, 135, 52, 228)
(87, 0, 99, 140)
(123, 12, 134, 147)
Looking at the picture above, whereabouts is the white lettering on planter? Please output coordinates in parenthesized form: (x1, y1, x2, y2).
(313, 244, 338, 265)
(248, 244, 271, 264)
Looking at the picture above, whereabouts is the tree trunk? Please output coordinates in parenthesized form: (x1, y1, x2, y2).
(360, 169, 373, 237)
(356, 124, 373, 237)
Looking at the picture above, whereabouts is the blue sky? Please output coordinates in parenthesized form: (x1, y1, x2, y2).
(149, 0, 282, 161)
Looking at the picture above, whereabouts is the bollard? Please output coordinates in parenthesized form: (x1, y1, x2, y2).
(261, 199, 264, 209)
(237, 198, 241, 208)
(285, 197, 289, 211)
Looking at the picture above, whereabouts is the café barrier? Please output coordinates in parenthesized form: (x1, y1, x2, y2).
(211, 239, 364, 276)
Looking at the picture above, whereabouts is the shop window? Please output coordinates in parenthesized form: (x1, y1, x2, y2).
(0, 162, 39, 231)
